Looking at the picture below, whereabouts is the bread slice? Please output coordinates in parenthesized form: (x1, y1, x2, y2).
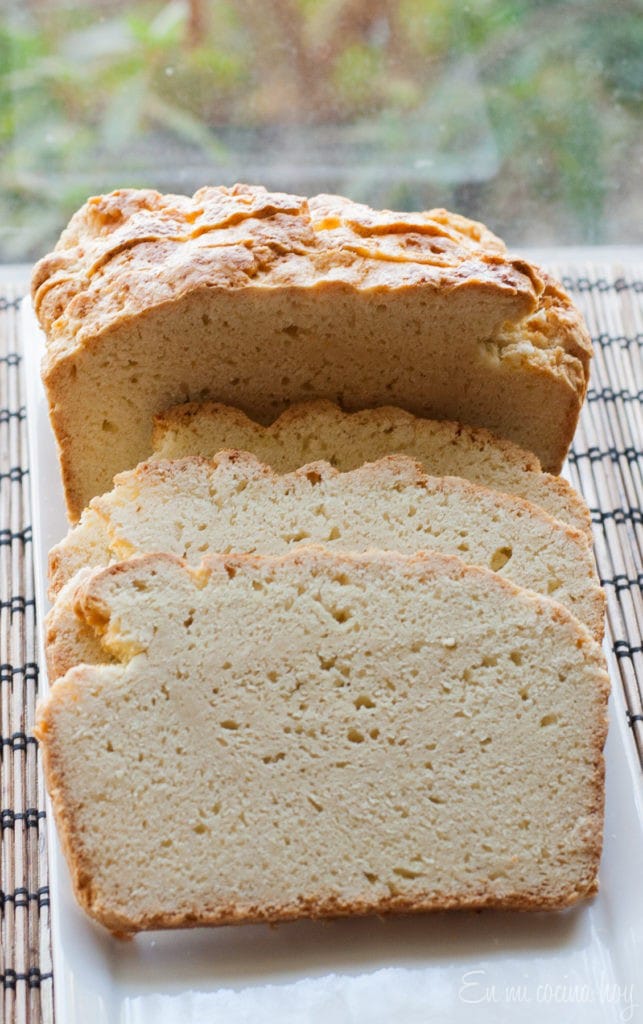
(36, 549, 608, 937)
(153, 400, 590, 537)
(32, 185, 591, 520)
(46, 453, 604, 681)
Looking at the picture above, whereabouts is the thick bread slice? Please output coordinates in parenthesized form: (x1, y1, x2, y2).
(36, 549, 608, 937)
(153, 400, 591, 537)
(32, 185, 591, 519)
(46, 455, 604, 674)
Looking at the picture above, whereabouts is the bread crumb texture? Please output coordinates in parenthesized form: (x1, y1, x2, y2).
(152, 399, 591, 537)
(46, 453, 604, 670)
(32, 185, 592, 517)
(36, 549, 608, 936)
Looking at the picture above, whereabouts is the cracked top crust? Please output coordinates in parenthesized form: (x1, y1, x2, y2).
(32, 183, 588, 380)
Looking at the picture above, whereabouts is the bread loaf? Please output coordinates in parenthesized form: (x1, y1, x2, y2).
(45, 453, 604, 685)
(36, 549, 608, 937)
(32, 185, 591, 520)
(153, 400, 591, 537)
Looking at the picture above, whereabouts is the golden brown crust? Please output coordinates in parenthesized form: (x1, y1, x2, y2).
(33, 185, 590, 386)
(69, 878, 603, 939)
(32, 186, 591, 516)
(494, 270, 592, 406)
(45, 608, 79, 683)
(33, 185, 542, 354)
(44, 571, 114, 681)
(37, 548, 608, 937)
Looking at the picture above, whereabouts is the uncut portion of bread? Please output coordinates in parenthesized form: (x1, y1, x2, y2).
(32, 184, 591, 519)
(153, 400, 590, 537)
(36, 549, 608, 936)
(46, 454, 604, 676)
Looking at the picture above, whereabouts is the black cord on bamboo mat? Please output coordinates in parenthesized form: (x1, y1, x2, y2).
(587, 387, 643, 403)
(590, 508, 643, 526)
(0, 466, 29, 482)
(0, 408, 26, 424)
(0, 888, 50, 910)
(0, 526, 33, 546)
(0, 597, 36, 615)
(593, 333, 643, 349)
(0, 809, 46, 831)
(562, 276, 643, 293)
(600, 574, 643, 593)
(613, 641, 643, 661)
(1, 732, 39, 751)
(0, 970, 53, 991)
(568, 446, 642, 464)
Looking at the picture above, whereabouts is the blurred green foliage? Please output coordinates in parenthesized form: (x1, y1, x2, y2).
(0, 0, 641, 258)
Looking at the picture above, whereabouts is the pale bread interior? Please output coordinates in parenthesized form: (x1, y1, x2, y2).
(45, 452, 603, 686)
(153, 400, 591, 537)
(37, 550, 608, 936)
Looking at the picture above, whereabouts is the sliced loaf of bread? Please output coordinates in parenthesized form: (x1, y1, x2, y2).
(46, 454, 604, 676)
(36, 549, 609, 937)
(153, 400, 590, 537)
(32, 185, 591, 519)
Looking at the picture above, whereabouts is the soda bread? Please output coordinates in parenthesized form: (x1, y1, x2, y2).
(32, 185, 591, 520)
(35, 549, 609, 937)
(45, 454, 604, 682)
(153, 400, 591, 537)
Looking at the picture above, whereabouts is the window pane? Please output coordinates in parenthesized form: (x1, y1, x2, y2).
(1, 0, 641, 259)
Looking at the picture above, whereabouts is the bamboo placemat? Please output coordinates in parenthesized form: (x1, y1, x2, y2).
(0, 265, 641, 1024)
(0, 286, 53, 1024)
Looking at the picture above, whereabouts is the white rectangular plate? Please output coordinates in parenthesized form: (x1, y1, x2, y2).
(23, 301, 643, 1024)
